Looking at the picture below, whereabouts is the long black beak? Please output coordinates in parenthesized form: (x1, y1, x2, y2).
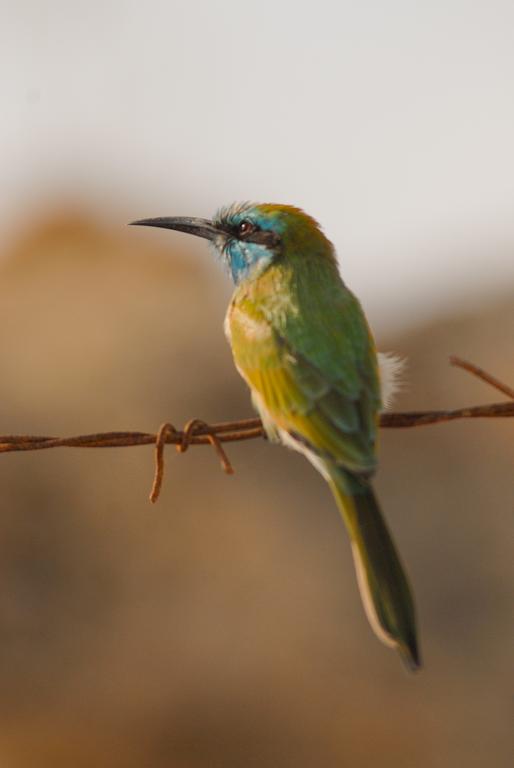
(130, 216, 223, 242)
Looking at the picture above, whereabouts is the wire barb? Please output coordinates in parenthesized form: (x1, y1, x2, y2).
(179, 419, 234, 476)
(149, 419, 235, 503)
(150, 423, 178, 504)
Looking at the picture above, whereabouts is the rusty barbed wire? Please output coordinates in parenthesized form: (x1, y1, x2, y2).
(0, 357, 512, 502)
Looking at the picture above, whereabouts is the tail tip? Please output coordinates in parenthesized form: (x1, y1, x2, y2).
(401, 638, 422, 672)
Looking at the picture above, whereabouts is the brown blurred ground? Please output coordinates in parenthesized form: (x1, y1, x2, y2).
(0, 209, 512, 767)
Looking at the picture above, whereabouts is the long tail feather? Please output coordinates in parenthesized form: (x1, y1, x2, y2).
(328, 468, 420, 670)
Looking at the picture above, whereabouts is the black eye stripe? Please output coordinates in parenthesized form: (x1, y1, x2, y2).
(227, 220, 280, 248)
(246, 230, 281, 247)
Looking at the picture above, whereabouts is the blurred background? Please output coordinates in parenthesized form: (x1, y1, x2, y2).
(0, 1, 512, 766)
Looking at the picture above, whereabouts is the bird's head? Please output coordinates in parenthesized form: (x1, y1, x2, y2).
(131, 202, 334, 284)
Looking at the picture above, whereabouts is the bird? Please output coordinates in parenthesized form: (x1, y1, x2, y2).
(131, 202, 420, 670)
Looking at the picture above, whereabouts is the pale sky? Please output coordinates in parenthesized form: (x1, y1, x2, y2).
(1, 0, 514, 330)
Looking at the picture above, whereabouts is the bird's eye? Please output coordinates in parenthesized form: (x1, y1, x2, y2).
(238, 220, 256, 238)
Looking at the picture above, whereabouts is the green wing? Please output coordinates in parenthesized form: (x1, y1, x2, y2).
(228, 283, 381, 476)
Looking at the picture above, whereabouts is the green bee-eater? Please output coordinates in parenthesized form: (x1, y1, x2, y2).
(132, 203, 420, 670)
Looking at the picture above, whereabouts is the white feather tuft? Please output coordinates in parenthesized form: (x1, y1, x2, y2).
(377, 352, 407, 410)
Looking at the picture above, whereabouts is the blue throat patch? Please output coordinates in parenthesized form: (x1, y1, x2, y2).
(224, 239, 274, 284)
